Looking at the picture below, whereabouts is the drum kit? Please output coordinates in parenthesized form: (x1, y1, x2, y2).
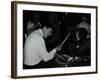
(55, 54, 90, 67)
(55, 28, 90, 67)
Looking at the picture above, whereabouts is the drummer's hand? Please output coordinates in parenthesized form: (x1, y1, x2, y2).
(55, 45, 62, 52)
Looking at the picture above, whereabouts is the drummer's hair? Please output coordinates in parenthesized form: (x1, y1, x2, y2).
(42, 23, 56, 34)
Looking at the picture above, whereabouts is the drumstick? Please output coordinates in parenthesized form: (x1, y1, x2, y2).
(60, 33, 71, 47)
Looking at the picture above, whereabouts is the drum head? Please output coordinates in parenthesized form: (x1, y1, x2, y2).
(55, 54, 73, 67)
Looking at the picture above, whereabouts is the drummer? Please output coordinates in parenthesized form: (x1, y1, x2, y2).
(24, 24, 62, 69)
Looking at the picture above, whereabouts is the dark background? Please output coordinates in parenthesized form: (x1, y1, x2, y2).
(23, 10, 91, 67)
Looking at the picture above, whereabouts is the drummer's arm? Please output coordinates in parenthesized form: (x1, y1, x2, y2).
(39, 48, 57, 62)
(39, 44, 62, 62)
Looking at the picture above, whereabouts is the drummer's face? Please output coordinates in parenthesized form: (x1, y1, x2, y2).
(43, 26, 53, 38)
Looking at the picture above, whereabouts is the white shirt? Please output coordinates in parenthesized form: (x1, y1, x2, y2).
(24, 29, 57, 66)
